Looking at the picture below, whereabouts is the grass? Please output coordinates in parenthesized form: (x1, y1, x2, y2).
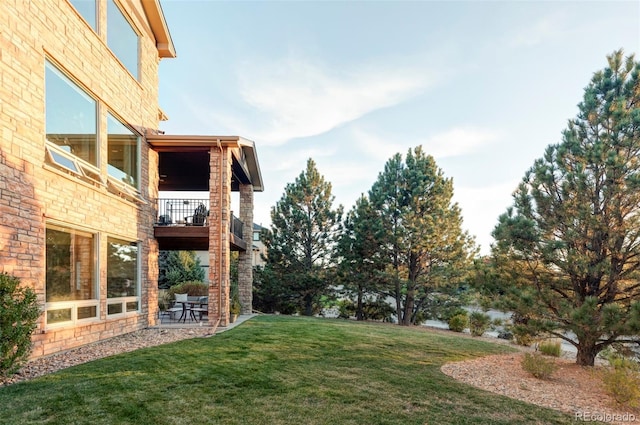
(0, 316, 578, 424)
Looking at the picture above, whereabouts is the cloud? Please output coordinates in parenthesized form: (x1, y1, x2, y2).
(508, 11, 567, 48)
(423, 127, 503, 158)
(453, 180, 519, 254)
(352, 126, 503, 162)
(234, 57, 432, 145)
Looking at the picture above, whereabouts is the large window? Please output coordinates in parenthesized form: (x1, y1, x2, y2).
(107, 237, 139, 315)
(108, 113, 139, 189)
(70, 0, 97, 31)
(107, 0, 139, 79)
(46, 225, 98, 325)
(45, 60, 97, 166)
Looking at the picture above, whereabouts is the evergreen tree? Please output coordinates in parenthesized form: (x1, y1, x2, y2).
(158, 250, 205, 289)
(336, 195, 385, 320)
(369, 147, 476, 325)
(262, 159, 343, 315)
(491, 50, 640, 366)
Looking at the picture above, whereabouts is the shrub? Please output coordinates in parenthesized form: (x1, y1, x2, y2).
(230, 294, 241, 315)
(448, 313, 468, 332)
(0, 273, 40, 377)
(167, 281, 208, 297)
(521, 353, 558, 379)
(538, 339, 562, 357)
(469, 312, 491, 337)
(512, 326, 535, 346)
(602, 368, 640, 406)
(600, 346, 640, 406)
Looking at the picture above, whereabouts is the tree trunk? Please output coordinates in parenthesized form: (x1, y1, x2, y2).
(356, 285, 364, 321)
(303, 294, 313, 316)
(576, 341, 598, 366)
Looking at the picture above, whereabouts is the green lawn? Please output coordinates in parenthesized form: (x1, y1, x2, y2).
(0, 316, 577, 424)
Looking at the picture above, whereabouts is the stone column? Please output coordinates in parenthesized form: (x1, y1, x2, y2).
(208, 145, 232, 326)
(238, 183, 254, 314)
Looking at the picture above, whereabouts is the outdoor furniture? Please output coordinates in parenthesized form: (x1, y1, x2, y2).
(173, 293, 197, 322)
(191, 296, 208, 321)
(185, 204, 208, 226)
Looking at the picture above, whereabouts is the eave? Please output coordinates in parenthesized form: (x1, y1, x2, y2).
(141, 0, 176, 58)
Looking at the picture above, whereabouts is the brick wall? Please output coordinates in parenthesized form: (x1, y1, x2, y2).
(0, 0, 165, 357)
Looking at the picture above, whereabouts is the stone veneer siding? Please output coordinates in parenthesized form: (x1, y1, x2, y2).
(238, 183, 254, 314)
(0, 0, 164, 357)
(208, 146, 232, 326)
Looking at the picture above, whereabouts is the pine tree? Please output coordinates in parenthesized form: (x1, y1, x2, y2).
(158, 250, 205, 289)
(336, 195, 386, 320)
(491, 50, 640, 366)
(262, 159, 343, 315)
(369, 147, 476, 325)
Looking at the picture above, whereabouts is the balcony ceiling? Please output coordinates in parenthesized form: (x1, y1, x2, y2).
(150, 135, 264, 192)
(159, 151, 209, 191)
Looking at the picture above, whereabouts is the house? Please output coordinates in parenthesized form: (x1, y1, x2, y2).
(0, 0, 262, 358)
(252, 223, 268, 268)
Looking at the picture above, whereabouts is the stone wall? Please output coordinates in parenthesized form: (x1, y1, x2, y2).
(238, 183, 254, 314)
(208, 146, 232, 326)
(0, 0, 164, 357)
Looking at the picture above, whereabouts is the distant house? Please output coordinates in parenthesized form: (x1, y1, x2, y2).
(252, 223, 268, 268)
(0, 0, 262, 358)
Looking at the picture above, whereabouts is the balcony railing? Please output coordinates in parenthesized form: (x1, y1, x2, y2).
(155, 198, 244, 239)
(157, 199, 210, 226)
(230, 215, 243, 240)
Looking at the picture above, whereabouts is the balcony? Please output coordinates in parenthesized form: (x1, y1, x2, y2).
(154, 198, 246, 251)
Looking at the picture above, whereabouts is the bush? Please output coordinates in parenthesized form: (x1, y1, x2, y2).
(521, 353, 558, 380)
(600, 346, 640, 406)
(469, 312, 491, 337)
(538, 339, 562, 357)
(167, 281, 208, 297)
(0, 273, 40, 377)
(448, 313, 468, 332)
(602, 368, 640, 406)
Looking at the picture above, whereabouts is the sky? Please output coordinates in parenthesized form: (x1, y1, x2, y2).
(157, 0, 640, 254)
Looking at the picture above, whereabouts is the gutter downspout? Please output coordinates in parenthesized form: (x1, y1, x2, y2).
(216, 139, 224, 325)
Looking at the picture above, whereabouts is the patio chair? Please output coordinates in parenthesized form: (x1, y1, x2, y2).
(162, 296, 184, 322)
(192, 296, 208, 322)
(185, 204, 208, 226)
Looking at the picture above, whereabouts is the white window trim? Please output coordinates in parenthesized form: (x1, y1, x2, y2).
(45, 223, 100, 329)
(45, 142, 105, 186)
(106, 237, 141, 317)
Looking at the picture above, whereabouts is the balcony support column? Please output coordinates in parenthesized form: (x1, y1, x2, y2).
(208, 145, 232, 326)
(238, 183, 254, 314)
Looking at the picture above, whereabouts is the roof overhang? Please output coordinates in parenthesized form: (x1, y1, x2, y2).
(141, 0, 176, 58)
(147, 135, 264, 192)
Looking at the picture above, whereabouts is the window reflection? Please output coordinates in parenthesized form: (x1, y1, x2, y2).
(69, 0, 96, 30)
(45, 61, 97, 165)
(107, 114, 139, 189)
(107, 0, 139, 79)
(107, 237, 139, 298)
(46, 227, 96, 302)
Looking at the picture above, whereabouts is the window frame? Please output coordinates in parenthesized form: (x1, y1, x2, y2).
(106, 236, 141, 318)
(45, 142, 105, 186)
(45, 59, 99, 168)
(45, 223, 100, 329)
(106, 112, 142, 196)
(107, 0, 140, 80)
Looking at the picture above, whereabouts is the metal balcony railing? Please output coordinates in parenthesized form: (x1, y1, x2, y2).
(230, 214, 244, 240)
(155, 199, 244, 239)
(157, 199, 210, 226)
